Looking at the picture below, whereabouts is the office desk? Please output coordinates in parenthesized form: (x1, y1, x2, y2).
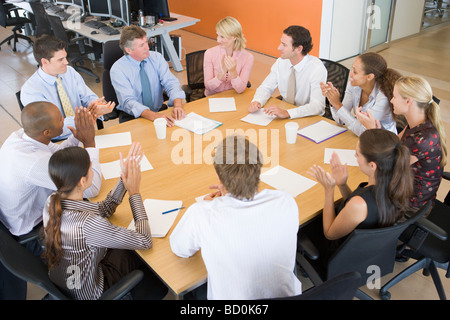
(63, 13, 199, 72)
(91, 88, 366, 298)
(6, 1, 199, 72)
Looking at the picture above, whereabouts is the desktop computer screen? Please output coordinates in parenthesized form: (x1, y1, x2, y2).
(87, 0, 110, 17)
(109, 0, 129, 25)
(138, 0, 175, 21)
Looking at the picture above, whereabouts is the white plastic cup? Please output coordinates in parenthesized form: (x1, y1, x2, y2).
(285, 122, 299, 144)
(154, 118, 167, 139)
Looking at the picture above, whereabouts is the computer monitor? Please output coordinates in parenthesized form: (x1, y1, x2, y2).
(87, 0, 110, 17)
(109, 0, 129, 25)
(138, 0, 175, 21)
(55, 0, 85, 14)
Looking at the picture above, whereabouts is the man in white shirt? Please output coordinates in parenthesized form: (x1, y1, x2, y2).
(0, 101, 101, 238)
(170, 135, 302, 300)
(248, 26, 327, 119)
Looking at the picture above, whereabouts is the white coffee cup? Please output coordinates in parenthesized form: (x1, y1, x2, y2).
(285, 122, 299, 144)
(154, 118, 167, 139)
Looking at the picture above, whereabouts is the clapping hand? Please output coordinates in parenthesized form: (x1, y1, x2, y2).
(355, 107, 381, 129)
(68, 107, 95, 148)
(120, 142, 143, 195)
(320, 81, 342, 109)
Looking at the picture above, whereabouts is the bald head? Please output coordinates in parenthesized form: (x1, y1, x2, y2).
(21, 101, 61, 137)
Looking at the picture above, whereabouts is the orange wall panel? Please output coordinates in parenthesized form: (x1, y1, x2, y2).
(169, 0, 323, 58)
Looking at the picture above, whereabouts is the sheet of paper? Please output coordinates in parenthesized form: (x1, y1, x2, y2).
(128, 199, 183, 238)
(324, 148, 358, 166)
(100, 155, 153, 180)
(240, 109, 276, 126)
(260, 165, 317, 198)
(94, 132, 132, 149)
(208, 97, 237, 112)
(297, 120, 347, 143)
(174, 112, 222, 134)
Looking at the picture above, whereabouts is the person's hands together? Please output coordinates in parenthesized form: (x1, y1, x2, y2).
(120, 142, 143, 195)
(329, 152, 348, 187)
(320, 81, 342, 109)
(68, 107, 95, 148)
(308, 164, 336, 191)
(355, 107, 381, 129)
(204, 184, 227, 200)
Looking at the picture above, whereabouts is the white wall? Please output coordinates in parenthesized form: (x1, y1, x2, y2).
(391, 0, 425, 41)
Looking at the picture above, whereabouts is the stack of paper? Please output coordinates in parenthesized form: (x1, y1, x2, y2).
(240, 109, 276, 126)
(209, 97, 237, 112)
(324, 148, 358, 166)
(260, 165, 317, 198)
(297, 120, 347, 143)
(100, 155, 153, 180)
(174, 112, 222, 135)
(94, 132, 132, 148)
(128, 199, 183, 238)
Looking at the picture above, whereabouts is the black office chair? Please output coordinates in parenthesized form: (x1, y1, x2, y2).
(0, 0, 33, 52)
(101, 40, 123, 121)
(319, 58, 350, 120)
(0, 220, 42, 299)
(47, 15, 100, 83)
(380, 172, 450, 300)
(271, 271, 361, 300)
(29, 2, 53, 37)
(0, 227, 145, 300)
(296, 201, 432, 300)
(182, 49, 251, 102)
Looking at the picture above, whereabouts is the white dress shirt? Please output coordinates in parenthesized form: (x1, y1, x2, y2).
(170, 189, 302, 300)
(252, 54, 327, 118)
(0, 129, 101, 236)
(331, 82, 397, 136)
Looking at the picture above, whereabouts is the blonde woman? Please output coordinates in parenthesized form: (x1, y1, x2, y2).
(359, 75, 447, 209)
(203, 16, 254, 96)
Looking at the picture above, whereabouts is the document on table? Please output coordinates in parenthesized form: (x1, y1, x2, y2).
(100, 155, 153, 180)
(297, 120, 347, 143)
(174, 112, 222, 134)
(324, 148, 358, 166)
(209, 97, 236, 112)
(94, 132, 132, 149)
(240, 109, 276, 126)
(260, 165, 317, 198)
(128, 199, 183, 238)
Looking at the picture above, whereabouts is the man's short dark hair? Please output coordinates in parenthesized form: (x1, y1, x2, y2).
(33, 35, 66, 67)
(283, 26, 313, 55)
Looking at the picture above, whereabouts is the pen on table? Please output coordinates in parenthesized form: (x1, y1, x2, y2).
(161, 207, 185, 215)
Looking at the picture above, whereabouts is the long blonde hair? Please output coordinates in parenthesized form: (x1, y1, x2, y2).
(395, 75, 447, 167)
(216, 16, 246, 51)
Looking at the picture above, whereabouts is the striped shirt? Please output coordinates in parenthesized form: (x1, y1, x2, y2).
(43, 179, 152, 300)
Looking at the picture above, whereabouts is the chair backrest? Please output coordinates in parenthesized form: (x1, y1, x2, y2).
(320, 58, 350, 120)
(327, 201, 432, 286)
(280, 271, 361, 300)
(0, 228, 69, 300)
(29, 2, 53, 37)
(185, 49, 206, 90)
(47, 15, 69, 44)
(102, 40, 123, 106)
(16, 90, 25, 111)
(0, 0, 7, 28)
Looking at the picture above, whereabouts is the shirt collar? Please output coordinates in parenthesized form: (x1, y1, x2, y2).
(37, 67, 64, 85)
(125, 54, 145, 67)
(21, 130, 52, 151)
(60, 198, 99, 213)
(292, 54, 310, 72)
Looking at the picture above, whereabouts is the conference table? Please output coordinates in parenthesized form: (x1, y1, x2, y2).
(90, 88, 367, 298)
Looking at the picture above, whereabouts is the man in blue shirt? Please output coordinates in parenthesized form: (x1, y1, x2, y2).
(21, 35, 114, 140)
(110, 25, 186, 125)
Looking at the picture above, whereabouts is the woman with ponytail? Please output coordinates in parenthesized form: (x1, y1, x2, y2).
(308, 129, 413, 243)
(390, 75, 447, 209)
(321, 52, 401, 136)
(42, 143, 167, 300)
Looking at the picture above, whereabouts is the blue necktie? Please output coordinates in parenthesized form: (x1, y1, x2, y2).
(140, 61, 155, 111)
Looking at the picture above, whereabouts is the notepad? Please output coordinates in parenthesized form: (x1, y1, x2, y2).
(128, 199, 183, 238)
(297, 120, 347, 143)
(209, 97, 237, 112)
(95, 132, 132, 149)
(174, 112, 222, 135)
(260, 165, 317, 198)
(100, 155, 153, 180)
(240, 109, 276, 126)
(324, 148, 358, 167)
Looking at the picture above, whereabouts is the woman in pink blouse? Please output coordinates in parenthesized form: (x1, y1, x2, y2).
(203, 16, 254, 96)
